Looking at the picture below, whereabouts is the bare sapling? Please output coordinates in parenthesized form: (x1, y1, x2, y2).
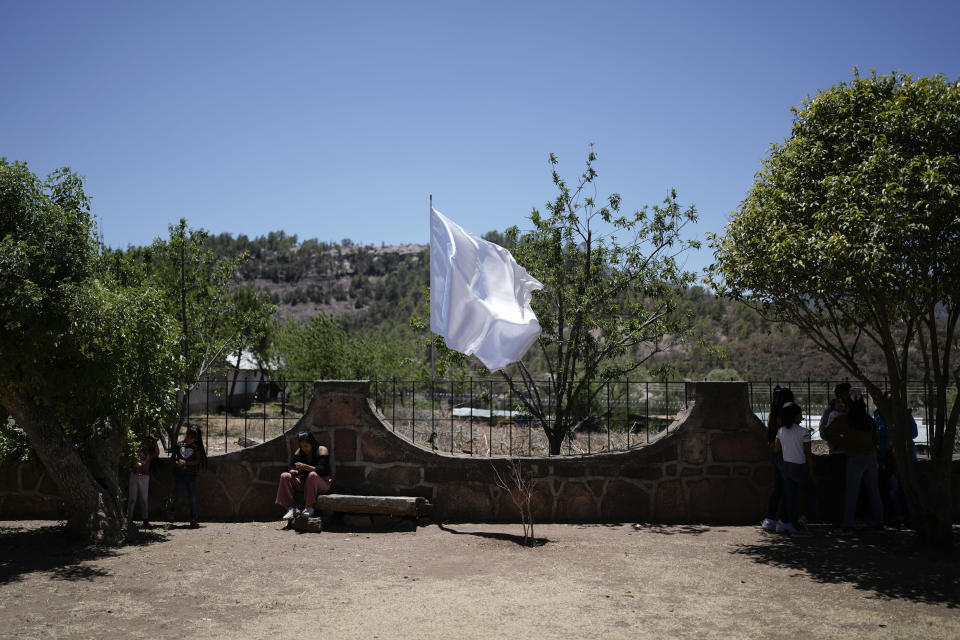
(492, 460, 537, 546)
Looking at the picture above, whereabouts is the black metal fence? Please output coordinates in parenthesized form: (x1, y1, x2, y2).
(182, 379, 315, 454)
(369, 378, 691, 456)
(181, 377, 939, 458)
(746, 378, 935, 456)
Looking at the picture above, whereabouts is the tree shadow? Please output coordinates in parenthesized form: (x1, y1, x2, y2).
(50, 565, 111, 581)
(437, 523, 550, 547)
(732, 526, 960, 607)
(0, 522, 168, 585)
(632, 523, 711, 536)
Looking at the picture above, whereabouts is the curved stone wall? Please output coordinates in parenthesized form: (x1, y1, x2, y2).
(3, 380, 957, 524)
(311, 380, 772, 523)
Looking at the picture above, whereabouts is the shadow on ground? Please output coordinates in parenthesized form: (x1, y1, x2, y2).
(732, 526, 960, 607)
(0, 523, 168, 585)
(632, 523, 711, 536)
(437, 523, 549, 546)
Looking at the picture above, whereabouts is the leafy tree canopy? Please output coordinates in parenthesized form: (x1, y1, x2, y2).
(104, 219, 276, 446)
(505, 148, 700, 454)
(710, 71, 960, 548)
(0, 159, 178, 543)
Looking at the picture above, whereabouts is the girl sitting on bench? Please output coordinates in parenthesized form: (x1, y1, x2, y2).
(276, 431, 332, 521)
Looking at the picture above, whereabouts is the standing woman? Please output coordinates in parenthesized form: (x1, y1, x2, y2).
(128, 435, 160, 528)
(821, 389, 883, 530)
(276, 431, 332, 521)
(761, 385, 794, 532)
(169, 424, 207, 528)
(775, 402, 817, 537)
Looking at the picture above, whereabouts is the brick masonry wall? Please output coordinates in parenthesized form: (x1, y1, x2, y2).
(2, 381, 958, 523)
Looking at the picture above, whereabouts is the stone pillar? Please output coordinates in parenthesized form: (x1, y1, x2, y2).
(651, 382, 769, 523)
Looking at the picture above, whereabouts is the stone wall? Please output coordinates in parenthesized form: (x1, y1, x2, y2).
(319, 380, 774, 523)
(2, 380, 958, 524)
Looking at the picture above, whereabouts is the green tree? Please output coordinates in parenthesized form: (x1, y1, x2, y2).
(274, 313, 351, 382)
(0, 160, 178, 544)
(705, 368, 742, 382)
(710, 72, 960, 549)
(224, 286, 276, 413)
(134, 219, 273, 447)
(504, 149, 700, 454)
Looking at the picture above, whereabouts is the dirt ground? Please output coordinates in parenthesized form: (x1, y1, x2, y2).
(0, 520, 957, 640)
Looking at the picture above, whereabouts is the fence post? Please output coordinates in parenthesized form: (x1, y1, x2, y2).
(606, 381, 611, 452)
(528, 386, 532, 456)
(587, 380, 592, 454)
(626, 379, 631, 449)
(508, 380, 513, 456)
(645, 381, 649, 444)
(489, 379, 494, 455)
(665, 383, 670, 434)
(469, 377, 474, 456)
(547, 378, 553, 457)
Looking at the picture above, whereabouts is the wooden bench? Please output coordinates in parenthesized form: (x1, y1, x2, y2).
(291, 494, 431, 533)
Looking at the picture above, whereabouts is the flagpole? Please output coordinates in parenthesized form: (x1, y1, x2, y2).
(429, 194, 436, 380)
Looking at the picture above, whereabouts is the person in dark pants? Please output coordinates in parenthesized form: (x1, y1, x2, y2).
(822, 389, 883, 530)
(762, 386, 794, 532)
(819, 383, 850, 527)
(169, 424, 207, 528)
(875, 392, 916, 527)
(775, 402, 817, 537)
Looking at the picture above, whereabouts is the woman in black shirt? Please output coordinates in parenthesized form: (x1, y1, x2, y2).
(275, 431, 332, 520)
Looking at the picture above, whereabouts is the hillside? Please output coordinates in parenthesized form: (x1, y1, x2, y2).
(203, 231, 429, 324)
(202, 231, 915, 382)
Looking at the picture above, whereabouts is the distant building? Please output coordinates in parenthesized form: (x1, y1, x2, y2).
(180, 350, 283, 413)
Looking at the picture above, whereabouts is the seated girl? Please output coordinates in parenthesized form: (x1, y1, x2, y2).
(275, 431, 332, 521)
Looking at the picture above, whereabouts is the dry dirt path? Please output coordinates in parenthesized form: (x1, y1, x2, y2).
(0, 520, 957, 640)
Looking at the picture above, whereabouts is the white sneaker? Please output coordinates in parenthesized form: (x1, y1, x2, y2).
(282, 508, 298, 521)
(761, 518, 776, 532)
(303, 507, 315, 517)
(774, 520, 787, 534)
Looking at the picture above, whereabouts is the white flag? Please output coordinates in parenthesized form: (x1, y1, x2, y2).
(430, 206, 543, 371)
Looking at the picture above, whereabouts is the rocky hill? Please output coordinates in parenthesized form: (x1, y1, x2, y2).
(204, 231, 917, 382)
(204, 231, 429, 323)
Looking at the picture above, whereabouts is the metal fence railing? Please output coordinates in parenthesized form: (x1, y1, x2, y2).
(177, 377, 940, 458)
(182, 379, 315, 455)
(369, 378, 691, 456)
(747, 379, 935, 457)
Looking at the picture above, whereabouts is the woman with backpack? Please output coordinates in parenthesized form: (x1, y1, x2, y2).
(821, 389, 884, 530)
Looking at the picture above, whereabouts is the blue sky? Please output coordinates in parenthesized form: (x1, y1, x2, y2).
(3, 0, 958, 273)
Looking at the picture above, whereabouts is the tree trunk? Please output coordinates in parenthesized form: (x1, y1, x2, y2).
(922, 457, 956, 550)
(226, 349, 242, 414)
(165, 389, 190, 453)
(878, 385, 954, 551)
(548, 431, 564, 456)
(900, 461, 954, 550)
(0, 382, 127, 545)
